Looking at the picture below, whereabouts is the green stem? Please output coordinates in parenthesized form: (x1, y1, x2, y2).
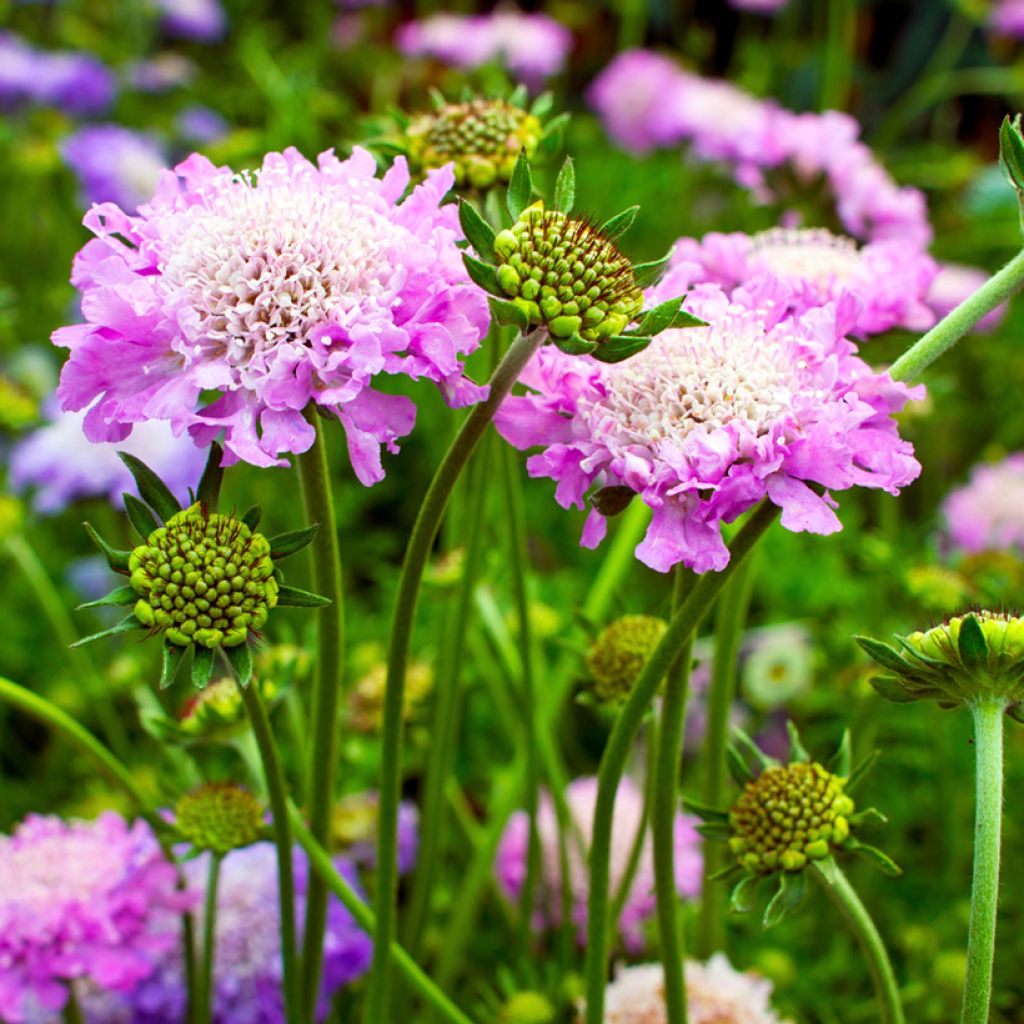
(288, 804, 478, 1024)
(237, 679, 302, 1024)
(367, 329, 544, 1022)
(819, 0, 855, 112)
(696, 556, 757, 958)
(653, 569, 696, 1024)
(62, 987, 84, 1024)
(889, 249, 1024, 383)
(583, 500, 779, 1024)
(961, 700, 1006, 1024)
(809, 859, 905, 1024)
(297, 411, 345, 1021)
(196, 853, 222, 1024)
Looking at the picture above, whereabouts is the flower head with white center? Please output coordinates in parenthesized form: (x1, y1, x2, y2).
(495, 284, 922, 574)
(54, 147, 489, 483)
(941, 454, 1024, 557)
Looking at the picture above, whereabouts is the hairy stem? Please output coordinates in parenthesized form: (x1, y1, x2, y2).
(195, 853, 222, 1024)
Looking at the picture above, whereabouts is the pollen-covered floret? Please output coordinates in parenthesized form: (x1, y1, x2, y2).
(175, 782, 265, 855)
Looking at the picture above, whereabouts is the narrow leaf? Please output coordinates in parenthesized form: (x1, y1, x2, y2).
(727, 743, 756, 786)
(846, 749, 881, 794)
(71, 615, 145, 648)
(730, 874, 760, 914)
(669, 310, 708, 329)
(191, 645, 215, 689)
(225, 643, 253, 687)
(509, 83, 529, 108)
(709, 862, 743, 883)
(118, 452, 181, 523)
(599, 205, 639, 241)
(458, 199, 497, 262)
(77, 585, 137, 611)
(268, 525, 320, 559)
(786, 721, 810, 763)
(84, 522, 131, 573)
(242, 505, 262, 530)
(591, 336, 651, 364)
(160, 642, 187, 689)
(553, 156, 575, 214)
(764, 871, 808, 929)
(696, 822, 733, 839)
(124, 493, 159, 541)
(462, 253, 505, 297)
(506, 150, 533, 221)
(849, 807, 888, 828)
(538, 112, 570, 157)
(731, 727, 777, 771)
(957, 614, 989, 670)
(488, 297, 529, 330)
(828, 729, 852, 778)
(847, 839, 902, 877)
(428, 87, 447, 111)
(637, 296, 682, 336)
(631, 254, 670, 288)
(276, 584, 332, 608)
(680, 797, 729, 822)
(196, 442, 224, 509)
(530, 91, 554, 118)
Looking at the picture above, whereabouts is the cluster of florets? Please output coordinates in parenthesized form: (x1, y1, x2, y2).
(130, 503, 277, 650)
(407, 99, 542, 188)
(175, 782, 265, 855)
(729, 763, 853, 874)
(586, 615, 667, 702)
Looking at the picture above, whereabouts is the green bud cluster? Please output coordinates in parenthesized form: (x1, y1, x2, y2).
(493, 202, 644, 342)
(586, 615, 667, 702)
(728, 762, 854, 874)
(407, 99, 542, 189)
(175, 782, 264, 854)
(129, 502, 278, 649)
(0, 375, 37, 432)
(179, 675, 278, 738)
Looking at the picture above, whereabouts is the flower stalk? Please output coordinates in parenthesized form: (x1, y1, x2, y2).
(195, 852, 222, 1024)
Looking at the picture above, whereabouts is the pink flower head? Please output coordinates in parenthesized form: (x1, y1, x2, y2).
(54, 147, 489, 483)
(992, 0, 1024, 38)
(0, 812, 191, 1023)
(728, 0, 790, 11)
(941, 454, 1024, 556)
(665, 228, 936, 336)
(496, 284, 922, 574)
(495, 776, 701, 953)
(927, 262, 1007, 333)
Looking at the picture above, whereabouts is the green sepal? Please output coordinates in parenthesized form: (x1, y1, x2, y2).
(117, 452, 181, 523)
(537, 112, 570, 158)
(764, 870, 809, 930)
(681, 797, 730, 822)
(844, 838, 902, 877)
(530, 91, 554, 118)
(553, 156, 575, 214)
(488, 297, 530, 330)
(552, 333, 597, 356)
(84, 522, 131, 574)
(696, 821, 733, 839)
(506, 150, 533, 221)
(124, 493, 160, 541)
(276, 584, 332, 608)
(631, 254, 670, 288)
(892, 634, 946, 668)
(599, 205, 638, 241)
(160, 642, 187, 689)
(867, 674, 920, 703)
(635, 296, 682, 336)
(462, 253, 505, 296)
(849, 807, 888, 828)
(709, 862, 743, 883)
(854, 635, 909, 674)
(137, 706, 189, 745)
(999, 114, 1024, 233)
(846, 749, 881, 794)
(730, 874, 760, 914)
(241, 506, 262, 530)
(70, 614, 146, 648)
(590, 335, 651, 364)
(828, 729, 852, 778)
(727, 742, 756, 786)
(1007, 703, 1024, 725)
(732, 727, 778, 771)
(196, 442, 224, 509)
(786, 720, 810, 763)
(77, 585, 138, 610)
(957, 614, 989, 670)
(268, 525, 320, 560)
(458, 199, 497, 263)
(225, 642, 253, 687)
(428, 87, 447, 111)
(387, 105, 411, 131)
(669, 310, 707, 329)
(191, 645, 216, 689)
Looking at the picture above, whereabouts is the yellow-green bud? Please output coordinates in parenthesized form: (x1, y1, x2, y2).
(348, 659, 433, 733)
(586, 615, 667, 702)
(0, 375, 37, 432)
(175, 782, 264, 854)
(498, 992, 556, 1024)
(179, 675, 277, 740)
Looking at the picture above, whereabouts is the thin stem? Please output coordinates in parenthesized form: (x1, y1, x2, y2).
(890, 251, 1024, 383)
(297, 410, 345, 1021)
(809, 859, 905, 1024)
(583, 500, 779, 1024)
(287, 804, 478, 1024)
(196, 853, 222, 1024)
(62, 988, 84, 1024)
(962, 700, 1006, 1024)
(696, 556, 757, 958)
(237, 679, 302, 1024)
(819, 0, 854, 112)
(368, 329, 544, 1022)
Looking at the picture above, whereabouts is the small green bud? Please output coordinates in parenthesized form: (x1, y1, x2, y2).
(586, 615, 667, 703)
(175, 782, 264, 854)
(498, 991, 556, 1024)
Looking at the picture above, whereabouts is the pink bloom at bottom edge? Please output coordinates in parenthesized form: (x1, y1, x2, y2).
(495, 282, 923, 574)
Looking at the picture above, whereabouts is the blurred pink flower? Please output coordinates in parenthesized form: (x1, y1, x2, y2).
(941, 454, 1024, 556)
(927, 262, 1007, 333)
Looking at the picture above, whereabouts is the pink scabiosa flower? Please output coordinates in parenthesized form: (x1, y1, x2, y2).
(61, 125, 168, 214)
(941, 454, 1024, 556)
(496, 284, 922, 574)
(0, 812, 190, 1024)
(666, 228, 936, 336)
(53, 147, 489, 483)
(992, 0, 1024, 38)
(495, 776, 702, 953)
(154, 0, 227, 42)
(927, 262, 1007, 333)
(590, 954, 792, 1023)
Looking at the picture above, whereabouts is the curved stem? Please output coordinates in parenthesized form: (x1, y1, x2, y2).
(367, 329, 544, 1022)
(890, 251, 1024, 383)
(296, 411, 345, 1021)
(583, 500, 778, 1024)
(961, 700, 1006, 1024)
(652, 568, 696, 1024)
(809, 859, 905, 1024)
(287, 804, 478, 1024)
(237, 680, 302, 1024)
(195, 853, 222, 1024)
(696, 556, 757, 958)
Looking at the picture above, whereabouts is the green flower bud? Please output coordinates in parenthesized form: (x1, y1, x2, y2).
(179, 675, 278, 740)
(348, 659, 434, 733)
(586, 615, 667, 703)
(175, 782, 264, 854)
(0, 375, 38, 432)
(0, 495, 24, 544)
(498, 992, 556, 1024)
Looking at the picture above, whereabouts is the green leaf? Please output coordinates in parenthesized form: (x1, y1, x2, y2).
(191, 645, 216, 689)
(631, 254, 670, 288)
(680, 797, 729, 822)
(268, 525, 319, 560)
(828, 729, 852, 778)
(846, 839, 902, 877)
(225, 643, 253, 687)
(730, 874, 760, 915)
(957, 614, 989, 670)
(276, 584, 332, 608)
(71, 615, 145, 648)
(786, 721, 810, 763)
(77, 585, 138, 611)
(636, 296, 682, 336)
(124, 493, 159, 541)
(1000, 114, 1024, 195)
(84, 522, 131, 573)
(551, 333, 596, 356)
(428, 87, 447, 111)
(764, 871, 808, 929)
(599, 205, 639, 241)
(462, 253, 505, 296)
(696, 821, 733, 839)
(854, 635, 910, 673)
(196, 442, 224, 509)
(731, 727, 777, 771)
(458, 199, 497, 262)
(846, 749, 881, 794)
(242, 505, 262, 530)
(488, 297, 529, 330)
(867, 675, 919, 703)
(530, 91, 554, 118)
(591, 335, 651, 364)
(160, 642, 187, 689)
(118, 452, 182, 523)
(727, 742, 756, 786)
(538, 112, 570, 158)
(553, 156, 575, 214)
(506, 150, 533, 221)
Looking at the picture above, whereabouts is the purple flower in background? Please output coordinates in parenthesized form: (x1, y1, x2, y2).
(154, 0, 227, 42)
(941, 454, 1024, 556)
(0, 812, 190, 1024)
(124, 54, 197, 92)
(927, 262, 1006, 333)
(495, 776, 702, 953)
(396, 8, 572, 88)
(729, 0, 790, 11)
(333, 793, 419, 877)
(9, 399, 206, 513)
(992, 0, 1024, 38)
(175, 105, 229, 145)
(0, 33, 115, 115)
(495, 284, 922, 574)
(53, 147, 488, 481)
(61, 125, 168, 213)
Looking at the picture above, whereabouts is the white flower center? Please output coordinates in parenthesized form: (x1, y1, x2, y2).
(748, 227, 860, 289)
